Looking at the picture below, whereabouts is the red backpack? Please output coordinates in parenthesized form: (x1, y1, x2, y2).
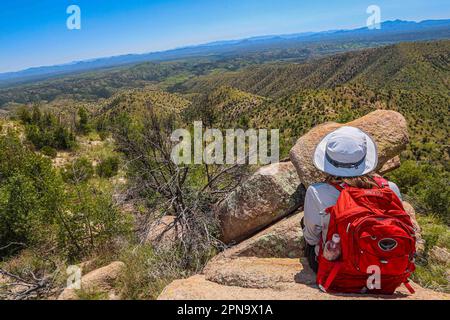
(316, 176, 416, 295)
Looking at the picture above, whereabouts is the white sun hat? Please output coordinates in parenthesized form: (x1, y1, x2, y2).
(313, 126, 378, 177)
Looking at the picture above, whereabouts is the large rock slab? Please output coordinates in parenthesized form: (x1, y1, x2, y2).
(211, 211, 305, 261)
(58, 261, 124, 300)
(215, 161, 305, 244)
(204, 257, 315, 289)
(289, 110, 409, 187)
(158, 258, 450, 300)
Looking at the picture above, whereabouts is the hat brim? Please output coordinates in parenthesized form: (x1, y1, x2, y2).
(313, 128, 378, 177)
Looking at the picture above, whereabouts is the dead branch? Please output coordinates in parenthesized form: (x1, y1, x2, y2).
(0, 267, 57, 300)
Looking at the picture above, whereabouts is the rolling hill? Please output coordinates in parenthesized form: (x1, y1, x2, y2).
(184, 86, 267, 127)
(174, 41, 449, 166)
(97, 89, 191, 124)
(175, 40, 450, 98)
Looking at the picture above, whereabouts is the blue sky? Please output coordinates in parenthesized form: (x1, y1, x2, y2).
(0, 0, 449, 73)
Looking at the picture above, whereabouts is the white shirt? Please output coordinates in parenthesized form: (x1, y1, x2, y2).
(303, 181, 402, 254)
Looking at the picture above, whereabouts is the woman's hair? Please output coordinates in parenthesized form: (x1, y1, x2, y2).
(325, 172, 381, 189)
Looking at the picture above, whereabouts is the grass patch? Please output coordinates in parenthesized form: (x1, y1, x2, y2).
(417, 215, 450, 250)
(75, 288, 109, 300)
(411, 214, 450, 293)
(413, 264, 449, 292)
(116, 244, 188, 300)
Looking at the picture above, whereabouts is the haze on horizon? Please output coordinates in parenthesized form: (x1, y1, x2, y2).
(1, 0, 449, 73)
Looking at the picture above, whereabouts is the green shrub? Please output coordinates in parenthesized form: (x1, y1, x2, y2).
(52, 126, 76, 150)
(0, 129, 131, 264)
(76, 107, 91, 135)
(96, 156, 120, 178)
(21, 106, 76, 151)
(0, 132, 63, 256)
(59, 183, 132, 261)
(16, 106, 32, 124)
(388, 161, 449, 224)
(62, 157, 94, 184)
(41, 146, 57, 158)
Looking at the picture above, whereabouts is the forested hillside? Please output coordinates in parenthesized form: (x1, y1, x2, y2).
(1, 39, 448, 108)
(175, 41, 450, 97)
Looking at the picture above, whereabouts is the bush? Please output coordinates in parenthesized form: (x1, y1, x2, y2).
(21, 106, 76, 151)
(0, 129, 132, 265)
(0, 132, 63, 256)
(62, 157, 94, 184)
(76, 107, 91, 135)
(16, 106, 32, 124)
(388, 160, 449, 224)
(41, 146, 57, 158)
(53, 126, 76, 150)
(58, 183, 132, 261)
(96, 156, 120, 178)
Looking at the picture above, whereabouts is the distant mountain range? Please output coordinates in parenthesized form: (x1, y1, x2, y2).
(1, 18, 449, 87)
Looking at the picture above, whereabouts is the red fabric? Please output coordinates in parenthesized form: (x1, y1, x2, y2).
(403, 281, 415, 294)
(316, 177, 416, 295)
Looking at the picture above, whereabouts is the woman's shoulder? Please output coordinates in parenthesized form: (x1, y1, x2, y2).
(306, 182, 340, 196)
(305, 182, 341, 207)
(387, 181, 402, 200)
(306, 179, 402, 200)
(375, 175, 402, 199)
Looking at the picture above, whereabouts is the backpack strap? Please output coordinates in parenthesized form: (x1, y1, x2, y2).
(328, 177, 389, 190)
(328, 182, 347, 192)
(372, 176, 389, 188)
(318, 262, 342, 292)
(403, 280, 415, 294)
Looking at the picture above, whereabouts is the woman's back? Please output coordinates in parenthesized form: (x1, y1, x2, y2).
(303, 180, 402, 252)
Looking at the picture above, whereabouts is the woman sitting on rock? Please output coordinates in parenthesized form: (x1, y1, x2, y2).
(302, 126, 403, 273)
